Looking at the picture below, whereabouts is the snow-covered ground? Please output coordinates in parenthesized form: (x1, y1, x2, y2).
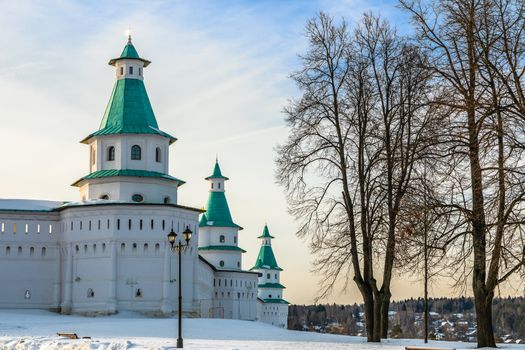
(0, 310, 523, 350)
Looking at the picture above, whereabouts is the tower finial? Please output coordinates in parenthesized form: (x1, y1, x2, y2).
(216, 153, 219, 163)
(126, 28, 132, 43)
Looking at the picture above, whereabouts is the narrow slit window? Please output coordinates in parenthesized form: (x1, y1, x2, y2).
(107, 146, 115, 161)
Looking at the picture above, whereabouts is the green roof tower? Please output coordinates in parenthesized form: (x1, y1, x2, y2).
(73, 36, 184, 204)
(253, 224, 289, 327)
(198, 160, 245, 270)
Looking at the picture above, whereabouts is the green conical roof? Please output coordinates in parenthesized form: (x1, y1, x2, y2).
(200, 161, 240, 229)
(258, 224, 275, 239)
(82, 39, 175, 144)
(120, 41, 140, 59)
(252, 226, 282, 271)
(199, 191, 240, 228)
(205, 161, 229, 180)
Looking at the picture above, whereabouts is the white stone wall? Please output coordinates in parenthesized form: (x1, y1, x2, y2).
(59, 204, 199, 314)
(79, 177, 178, 204)
(199, 249, 242, 270)
(88, 134, 170, 175)
(259, 303, 288, 328)
(198, 226, 242, 270)
(0, 211, 60, 309)
(196, 258, 215, 317)
(212, 270, 258, 320)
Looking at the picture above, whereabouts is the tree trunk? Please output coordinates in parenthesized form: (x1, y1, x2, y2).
(473, 288, 496, 347)
(380, 291, 391, 339)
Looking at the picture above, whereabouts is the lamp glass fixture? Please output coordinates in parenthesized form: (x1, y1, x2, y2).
(167, 229, 177, 246)
(183, 226, 192, 243)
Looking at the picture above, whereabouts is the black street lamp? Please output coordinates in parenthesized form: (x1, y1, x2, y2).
(167, 226, 193, 349)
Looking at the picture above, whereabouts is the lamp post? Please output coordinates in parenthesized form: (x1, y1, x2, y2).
(167, 226, 193, 349)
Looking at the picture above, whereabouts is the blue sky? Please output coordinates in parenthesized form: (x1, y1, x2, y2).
(0, 0, 477, 305)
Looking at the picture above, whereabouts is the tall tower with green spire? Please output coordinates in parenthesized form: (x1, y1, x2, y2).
(72, 36, 184, 204)
(198, 160, 245, 270)
(252, 224, 289, 327)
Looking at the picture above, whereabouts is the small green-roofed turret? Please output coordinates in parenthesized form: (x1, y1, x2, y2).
(199, 160, 240, 229)
(251, 225, 282, 271)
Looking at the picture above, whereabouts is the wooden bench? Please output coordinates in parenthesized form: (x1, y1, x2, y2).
(57, 333, 78, 339)
(56, 332, 91, 340)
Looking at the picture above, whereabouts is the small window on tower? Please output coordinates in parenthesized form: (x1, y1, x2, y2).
(155, 147, 161, 163)
(131, 145, 141, 160)
(219, 260, 225, 267)
(139, 67, 142, 76)
(220, 235, 225, 243)
(120, 67, 124, 75)
(163, 197, 170, 204)
(129, 66, 133, 75)
(107, 146, 115, 161)
(218, 183, 221, 189)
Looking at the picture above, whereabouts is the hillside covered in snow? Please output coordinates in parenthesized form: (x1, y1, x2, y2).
(1, 310, 525, 350)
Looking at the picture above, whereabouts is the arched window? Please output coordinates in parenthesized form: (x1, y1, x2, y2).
(219, 260, 225, 267)
(155, 147, 161, 163)
(144, 243, 148, 253)
(131, 145, 141, 160)
(219, 235, 225, 243)
(30, 247, 34, 256)
(163, 196, 170, 204)
(100, 194, 109, 200)
(121, 243, 125, 252)
(5, 246, 10, 255)
(18, 246, 22, 255)
(107, 146, 115, 161)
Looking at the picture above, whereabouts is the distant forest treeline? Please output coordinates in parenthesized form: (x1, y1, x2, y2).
(288, 297, 525, 340)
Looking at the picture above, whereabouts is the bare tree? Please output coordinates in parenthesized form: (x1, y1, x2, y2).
(277, 12, 432, 341)
(400, 0, 525, 346)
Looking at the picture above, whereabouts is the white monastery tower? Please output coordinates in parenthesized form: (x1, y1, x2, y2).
(198, 160, 244, 270)
(252, 225, 289, 328)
